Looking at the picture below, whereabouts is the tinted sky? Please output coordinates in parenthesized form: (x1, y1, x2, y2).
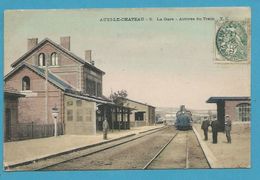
(4, 8, 250, 109)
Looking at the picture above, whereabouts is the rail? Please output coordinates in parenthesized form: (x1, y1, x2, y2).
(143, 132, 178, 169)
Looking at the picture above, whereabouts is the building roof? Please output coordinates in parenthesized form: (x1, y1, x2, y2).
(118, 97, 156, 108)
(4, 63, 111, 103)
(206, 96, 250, 103)
(64, 91, 112, 104)
(5, 63, 74, 91)
(64, 89, 112, 104)
(4, 88, 26, 98)
(10, 38, 105, 74)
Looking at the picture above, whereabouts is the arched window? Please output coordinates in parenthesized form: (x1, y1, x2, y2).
(51, 52, 58, 66)
(22, 76, 30, 90)
(38, 53, 45, 66)
(236, 103, 250, 121)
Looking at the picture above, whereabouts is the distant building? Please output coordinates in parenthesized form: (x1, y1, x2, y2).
(164, 113, 176, 125)
(206, 96, 250, 131)
(118, 98, 156, 127)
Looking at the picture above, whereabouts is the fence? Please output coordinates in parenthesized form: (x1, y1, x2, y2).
(7, 122, 63, 141)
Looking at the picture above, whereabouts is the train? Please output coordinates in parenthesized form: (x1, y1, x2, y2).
(175, 105, 193, 130)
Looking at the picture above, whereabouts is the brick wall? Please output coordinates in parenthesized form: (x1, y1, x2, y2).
(18, 41, 104, 94)
(24, 42, 83, 90)
(5, 67, 63, 125)
(225, 100, 250, 122)
(4, 97, 19, 141)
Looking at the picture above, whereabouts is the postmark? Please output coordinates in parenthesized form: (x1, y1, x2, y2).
(215, 20, 250, 63)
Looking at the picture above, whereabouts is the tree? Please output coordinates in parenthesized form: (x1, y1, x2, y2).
(110, 90, 128, 105)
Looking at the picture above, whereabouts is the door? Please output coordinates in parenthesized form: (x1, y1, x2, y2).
(5, 108, 11, 141)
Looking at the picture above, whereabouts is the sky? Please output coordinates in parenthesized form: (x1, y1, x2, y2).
(4, 8, 251, 109)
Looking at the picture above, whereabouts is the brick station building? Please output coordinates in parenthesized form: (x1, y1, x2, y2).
(4, 37, 131, 140)
(4, 88, 25, 142)
(206, 96, 250, 131)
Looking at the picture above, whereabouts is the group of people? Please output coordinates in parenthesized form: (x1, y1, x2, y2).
(201, 115, 232, 144)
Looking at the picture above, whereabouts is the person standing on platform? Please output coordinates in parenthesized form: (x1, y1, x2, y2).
(211, 116, 219, 144)
(201, 116, 210, 140)
(103, 119, 109, 140)
(225, 115, 232, 143)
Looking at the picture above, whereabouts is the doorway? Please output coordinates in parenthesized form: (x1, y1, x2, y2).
(5, 108, 11, 141)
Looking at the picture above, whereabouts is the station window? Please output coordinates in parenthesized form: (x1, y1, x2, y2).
(22, 76, 30, 90)
(38, 53, 45, 67)
(67, 109, 73, 121)
(51, 52, 58, 66)
(67, 101, 73, 106)
(97, 83, 102, 97)
(86, 79, 97, 96)
(236, 103, 250, 121)
(76, 100, 82, 106)
(77, 109, 83, 121)
(135, 112, 144, 121)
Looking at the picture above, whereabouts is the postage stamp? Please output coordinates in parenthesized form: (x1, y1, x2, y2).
(215, 18, 251, 63)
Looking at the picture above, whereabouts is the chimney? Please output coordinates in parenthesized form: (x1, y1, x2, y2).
(28, 38, 38, 50)
(85, 50, 92, 62)
(60, 36, 70, 50)
(85, 50, 94, 65)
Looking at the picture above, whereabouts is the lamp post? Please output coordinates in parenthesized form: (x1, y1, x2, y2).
(52, 105, 59, 137)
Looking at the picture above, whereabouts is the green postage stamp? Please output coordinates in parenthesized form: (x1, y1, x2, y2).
(215, 18, 251, 63)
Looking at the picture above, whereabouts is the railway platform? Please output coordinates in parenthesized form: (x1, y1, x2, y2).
(4, 124, 164, 169)
(193, 122, 250, 168)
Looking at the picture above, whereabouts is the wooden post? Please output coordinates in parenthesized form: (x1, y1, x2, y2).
(119, 107, 121, 131)
(31, 122, 34, 139)
(115, 107, 118, 130)
(127, 109, 130, 129)
(124, 108, 126, 130)
(121, 107, 123, 130)
(111, 106, 114, 132)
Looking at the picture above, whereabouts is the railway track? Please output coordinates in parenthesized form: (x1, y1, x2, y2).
(7, 126, 169, 171)
(143, 132, 179, 169)
(143, 129, 211, 169)
(8, 126, 210, 171)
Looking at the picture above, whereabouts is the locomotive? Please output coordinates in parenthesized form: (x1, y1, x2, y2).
(175, 105, 193, 130)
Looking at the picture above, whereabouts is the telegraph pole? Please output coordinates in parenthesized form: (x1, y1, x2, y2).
(45, 54, 49, 124)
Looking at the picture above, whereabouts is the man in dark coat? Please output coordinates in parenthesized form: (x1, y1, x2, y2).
(225, 115, 232, 143)
(211, 117, 219, 144)
(201, 117, 210, 140)
(102, 119, 109, 140)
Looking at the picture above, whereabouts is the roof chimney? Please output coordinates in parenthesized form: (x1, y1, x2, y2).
(85, 50, 95, 65)
(85, 50, 92, 62)
(60, 36, 70, 50)
(28, 38, 38, 50)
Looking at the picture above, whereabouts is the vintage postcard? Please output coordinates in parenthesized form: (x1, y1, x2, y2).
(3, 7, 250, 171)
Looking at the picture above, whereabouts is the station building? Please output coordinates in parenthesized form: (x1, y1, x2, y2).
(117, 98, 156, 127)
(4, 88, 25, 141)
(4, 37, 131, 140)
(206, 96, 250, 131)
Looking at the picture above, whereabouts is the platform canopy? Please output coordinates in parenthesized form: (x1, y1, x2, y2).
(206, 96, 250, 103)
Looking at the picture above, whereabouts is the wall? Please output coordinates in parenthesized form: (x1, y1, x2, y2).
(64, 95, 96, 135)
(82, 67, 103, 97)
(24, 42, 83, 90)
(123, 99, 150, 127)
(5, 67, 63, 125)
(148, 106, 156, 124)
(4, 96, 19, 141)
(217, 101, 225, 131)
(225, 100, 251, 122)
